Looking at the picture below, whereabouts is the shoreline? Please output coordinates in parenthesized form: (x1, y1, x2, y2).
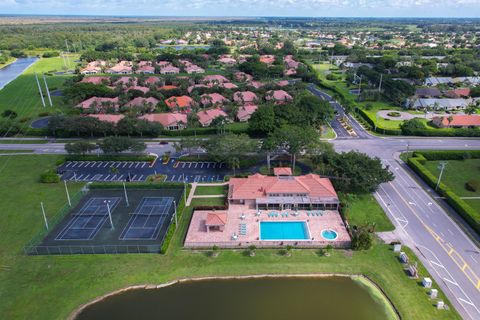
(68, 273, 401, 320)
(0, 57, 17, 70)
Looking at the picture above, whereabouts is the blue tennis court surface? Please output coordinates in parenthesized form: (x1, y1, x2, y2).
(120, 197, 174, 240)
(55, 197, 121, 240)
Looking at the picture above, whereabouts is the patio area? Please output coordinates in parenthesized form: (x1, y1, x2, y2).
(184, 204, 351, 249)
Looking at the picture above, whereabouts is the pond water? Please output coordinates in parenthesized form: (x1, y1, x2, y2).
(76, 277, 392, 320)
(0, 57, 38, 90)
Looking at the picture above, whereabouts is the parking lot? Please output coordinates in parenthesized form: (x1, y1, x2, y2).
(58, 159, 231, 183)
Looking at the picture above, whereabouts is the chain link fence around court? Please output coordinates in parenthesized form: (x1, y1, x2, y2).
(23, 189, 87, 255)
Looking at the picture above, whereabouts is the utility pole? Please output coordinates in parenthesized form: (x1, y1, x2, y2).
(378, 74, 383, 92)
(64, 39, 70, 66)
(357, 76, 362, 102)
(42, 73, 53, 107)
(173, 200, 178, 227)
(435, 161, 448, 190)
(34, 73, 46, 108)
(104, 200, 114, 229)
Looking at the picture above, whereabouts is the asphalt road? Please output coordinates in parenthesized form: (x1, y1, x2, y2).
(2, 94, 480, 318)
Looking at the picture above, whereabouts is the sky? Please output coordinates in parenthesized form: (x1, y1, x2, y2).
(0, 0, 480, 18)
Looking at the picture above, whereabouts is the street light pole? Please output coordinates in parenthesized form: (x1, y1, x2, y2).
(40, 202, 49, 230)
(64, 180, 71, 206)
(104, 200, 114, 229)
(173, 200, 178, 227)
(435, 161, 448, 190)
(123, 182, 129, 207)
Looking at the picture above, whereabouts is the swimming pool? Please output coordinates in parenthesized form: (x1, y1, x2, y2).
(321, 229, 338, 241)
(259, 221, 310, 241)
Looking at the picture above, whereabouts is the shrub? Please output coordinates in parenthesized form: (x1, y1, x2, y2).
(40, 169, 60, 183)
(466, 179, 480, 192)
(387, 111, 401, 117)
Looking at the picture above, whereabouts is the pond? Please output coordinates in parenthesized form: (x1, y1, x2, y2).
(0, 57, 38, 90)
(75, 276, 396, 320)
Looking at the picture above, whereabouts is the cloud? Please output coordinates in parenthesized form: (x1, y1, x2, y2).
(0, 0, 479, 17)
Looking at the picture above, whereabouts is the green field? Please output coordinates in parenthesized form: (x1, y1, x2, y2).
(341, 193, 395, 232)
(0, 55, 79, 122)
(194, 185, 227, 196)
(0, 155, 460, 320)
(423, 159, 480, 212)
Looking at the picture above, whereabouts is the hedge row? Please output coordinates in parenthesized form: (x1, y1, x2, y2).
(160, 184, 191, 254)
(161, 126, 247, 137)
(413, 150, 480, 161)
(64, 154, 156, 162)
(407, 154, 480, 234)
(355, 108, 403, 135)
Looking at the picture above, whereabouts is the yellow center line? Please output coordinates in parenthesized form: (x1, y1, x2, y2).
(389, 181, 480, 292)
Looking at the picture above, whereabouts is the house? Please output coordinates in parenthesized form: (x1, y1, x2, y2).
(200, 93, 229, 107)
(80, 61, 104, 75)
(237, 105, 258, 122)
(259, 55, 275, 64)
(160, 65, 180, 75)
(187, 84, 209, 93)
(234, 72, 253, 82)
(144, 77, 161, 85)
(218, 57, 237, 65)
(408, 98, 472, 111)
(228, 173, 339, 211)
(87, 114, 124, 124)
(124, 86, 150, 94)
(165, 96, 195, 112)
(139, 113, 187, 130)
(124, 97, 159, 110)
(248, 81, 264, 89)
(157, 61, 172, 68)
(284, 68, 297, 76)
(219, 82, 238, 90)
(276, 80, 290, 87)
(185, 64, 205, 74)
(106, 61, 133, 74)
(197, 108, 228, 127)
(159, 85, 178, 91)
(432, 115, 480, 128)
(284, 55, 300, 69)
(203, 75, 229, 85)
(233, 91, 258, 105)
(80, 76, 109, 85)
(76, 97, 120, 112)
(114, 76, 137, 87)
(444, 88, 471, 98)
(265, 90, 293, 104)
(415, 88, 442, 98)
(136, 65, 155, 74)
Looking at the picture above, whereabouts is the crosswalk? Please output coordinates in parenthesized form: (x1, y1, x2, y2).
(62, 161, 149, 169)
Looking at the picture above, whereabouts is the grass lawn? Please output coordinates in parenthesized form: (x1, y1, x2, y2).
(320, 125, 336, 139)
(0, 155, 460, 320)
(0, 57, 17, 69)
(340, 193, 395, 232)
(0, 55, 79, 120)
(194, 185, 227, 196)
(190, 197, 226, 206)
(0, 150, 34, 154)
(423, 159, 480, 212)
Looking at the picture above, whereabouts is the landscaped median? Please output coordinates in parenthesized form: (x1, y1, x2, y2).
(406, 150, 480, 234)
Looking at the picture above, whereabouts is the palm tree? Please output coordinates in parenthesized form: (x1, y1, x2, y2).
(447, 115, 454, 128)
(465, 101, 478, 115)
(229, 157, 240, 176)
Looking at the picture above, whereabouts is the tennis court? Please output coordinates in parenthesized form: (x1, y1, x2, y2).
(120, 197, 174, 240)
(30, 187, 183, 255)
(56, 197, 121, 240)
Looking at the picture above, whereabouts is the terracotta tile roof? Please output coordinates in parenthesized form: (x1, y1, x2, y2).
(125, 86, 150, 94)
(139, 113, 187, 127)
(219, 82, 238, 89)
(145, 77, 161, 85)
(136, 65, 155, 73)
(160, 65, 180, 74)
(444, 88, 471, 98)
(87, 114, 124, 124)
(273, 167, 292, 176)
(200, 93, 229, 106)
(76, 97, 119, 110)
(237, 105, 258, 121)
(114, 77, 137, 86)
(125, 97, 159, 108)
(233, 91, 258, 104)
(165, 96, 195, 109)
(205, 212, 228, 226)
(433, 115, 480, 128)
(203, 75, 229, 84)
(229, 173, 338, 200)
(235, 72, 253, 82)
(259, 55, 275, 64)
(265, 90, 293, 103)
(80, 76, 109, 85)
(197, 108, 228, 126)
(276, 80, 290, 87)
(159, 85, 178, 91)
(248, 80, 264, 89)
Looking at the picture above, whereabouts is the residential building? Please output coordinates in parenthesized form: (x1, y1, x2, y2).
(233, 91, 258, 105)
(76, 97, 120, 112)
(265, 90, 293, 104)
(197, 108, 228, 127)
(237, 105, 258, 122)
(164, 96, 195, 113)
(200, 93, 229, 107)
(432, 115, 480, 128)
(139, 113, 187, 130)
(87, 114, 124, 124)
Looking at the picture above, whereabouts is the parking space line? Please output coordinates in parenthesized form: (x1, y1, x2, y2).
(132, 175, 137, 181)
(104, 174, 110, 181)
(84, 174, 90, 180)
(141, 163, 146, 168)
(77, 174, 84, 180)
(135, 163, 140, 168)
(118, 175, 124, 181)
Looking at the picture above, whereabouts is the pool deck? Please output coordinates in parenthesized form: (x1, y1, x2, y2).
(184, 204, 351, 249)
